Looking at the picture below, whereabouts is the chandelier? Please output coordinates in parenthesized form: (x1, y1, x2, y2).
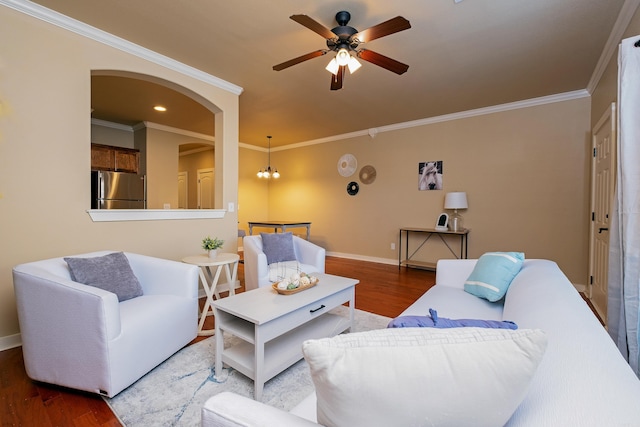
(257, 136, 280, 179)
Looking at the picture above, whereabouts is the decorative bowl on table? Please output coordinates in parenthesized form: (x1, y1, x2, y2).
(272, 272, 319, 295)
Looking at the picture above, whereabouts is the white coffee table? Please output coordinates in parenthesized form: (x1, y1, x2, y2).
(212, 273, 358, 401)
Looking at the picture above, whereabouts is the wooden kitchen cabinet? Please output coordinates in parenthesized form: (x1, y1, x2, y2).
(91, 143, 140, 173)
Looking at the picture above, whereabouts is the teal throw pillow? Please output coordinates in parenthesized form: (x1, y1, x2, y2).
(464, 252, 525, 302)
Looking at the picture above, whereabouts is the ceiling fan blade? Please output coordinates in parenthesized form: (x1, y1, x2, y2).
(330, 66, 345, 90)
(290, 14, 336, 40)
(353, 16, 411, 43)
(273, 50, 327, 71)
(358, 49, 409, 75)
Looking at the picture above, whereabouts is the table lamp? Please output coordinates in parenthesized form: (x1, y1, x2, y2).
(444, 192, 468, 232)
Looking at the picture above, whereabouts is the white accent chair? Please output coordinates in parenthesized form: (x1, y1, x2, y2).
(12, 251, 199, 397)
(243, 234, 325, 291)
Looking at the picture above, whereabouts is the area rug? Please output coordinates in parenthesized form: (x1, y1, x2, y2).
(104, 306, 391, 426)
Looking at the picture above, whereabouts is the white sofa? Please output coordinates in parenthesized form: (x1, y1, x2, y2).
(13, 250, 199, 397)
(243, 234, 325, 291)
(202, 258, 640, 426)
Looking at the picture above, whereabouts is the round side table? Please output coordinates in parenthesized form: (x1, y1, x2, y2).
(182, 253, 240, 336)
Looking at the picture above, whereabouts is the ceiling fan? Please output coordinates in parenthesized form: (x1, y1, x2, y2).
(273, 11, 411, 90)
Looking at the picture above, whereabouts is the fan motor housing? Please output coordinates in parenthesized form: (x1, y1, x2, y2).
(328, 11, 359, 51)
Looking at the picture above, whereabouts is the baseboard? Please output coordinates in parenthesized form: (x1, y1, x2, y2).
(0, 333, 22, 352)
(326, 251, 398, 266)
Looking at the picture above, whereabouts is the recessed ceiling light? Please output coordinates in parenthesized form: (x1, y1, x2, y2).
(154, 105, 167, 112)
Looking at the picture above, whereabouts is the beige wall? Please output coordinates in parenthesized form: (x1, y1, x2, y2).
(0, 7, 240, 342)
(240, 97, 592, 285)
(238, 146, 270, 235)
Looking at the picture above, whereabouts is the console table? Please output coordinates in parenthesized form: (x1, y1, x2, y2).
(399, 227, 469, 270)
(248, 221, 311, 240)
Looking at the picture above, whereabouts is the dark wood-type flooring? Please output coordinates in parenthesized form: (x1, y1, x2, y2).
(0, 257, 435, 426)
(1, 256, 602, 426)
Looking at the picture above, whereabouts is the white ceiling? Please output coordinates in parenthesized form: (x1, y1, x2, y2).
(30, 0, 627, 148)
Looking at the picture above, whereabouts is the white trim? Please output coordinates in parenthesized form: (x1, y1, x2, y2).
(326, 251, 398, 266)
(87, 209, 226, 222)
(138, 121, 215, 142)
(90, 118, 133, 132)
(246, 90, 590, 152)
(0, 333, 22, 351)
(180, 146, 214, 157)
(587, 0, 640, 93)
(1, 0, 243, 96)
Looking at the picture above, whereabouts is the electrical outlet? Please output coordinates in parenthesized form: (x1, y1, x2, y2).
(390, 243, 396, 250)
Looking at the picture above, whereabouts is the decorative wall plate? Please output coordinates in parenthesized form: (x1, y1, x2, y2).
(338, 154, 357, 177)
(359, 165, 377, 184)
(347, 181, 359, 196)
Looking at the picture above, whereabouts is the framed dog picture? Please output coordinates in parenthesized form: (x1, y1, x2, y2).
(418, 161, 443, 191)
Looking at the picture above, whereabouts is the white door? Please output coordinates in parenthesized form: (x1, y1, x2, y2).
(177, 171, 188, 209)
(197, 168, 214, 209)
(588, 102, 616, 323)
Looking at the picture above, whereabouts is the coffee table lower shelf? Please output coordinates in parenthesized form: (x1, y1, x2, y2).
(220, 312, 349, 384)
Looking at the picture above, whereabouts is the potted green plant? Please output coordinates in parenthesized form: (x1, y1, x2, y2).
(202, 236, 224, 258)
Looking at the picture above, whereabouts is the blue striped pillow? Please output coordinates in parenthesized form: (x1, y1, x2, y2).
(464, 252, 525, 302)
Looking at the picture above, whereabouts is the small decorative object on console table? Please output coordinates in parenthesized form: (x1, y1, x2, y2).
(202, 236, 224, 258)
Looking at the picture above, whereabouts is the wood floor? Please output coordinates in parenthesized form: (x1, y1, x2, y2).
(0, 257, 435, 426)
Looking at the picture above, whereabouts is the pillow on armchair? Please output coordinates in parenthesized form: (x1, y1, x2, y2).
(64, 251, 143, 302)
(260, 232, 297, 264)
(302, 327, 547, 427)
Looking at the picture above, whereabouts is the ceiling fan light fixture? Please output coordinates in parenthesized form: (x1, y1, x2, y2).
(336, 48, 350, 66)
(325, 58, 339, 75)
(347, 55, 362, 73)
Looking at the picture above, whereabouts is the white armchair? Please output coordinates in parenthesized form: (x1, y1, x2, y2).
(12, 250, 199, 397)
(243, 234, 325, 291)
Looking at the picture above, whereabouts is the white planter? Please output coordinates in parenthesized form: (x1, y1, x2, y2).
(208, 249, 218, 259)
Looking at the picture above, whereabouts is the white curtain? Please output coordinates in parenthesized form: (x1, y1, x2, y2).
(608, 35, 640, 377)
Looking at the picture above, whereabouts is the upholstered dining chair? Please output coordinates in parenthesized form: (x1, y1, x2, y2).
(12, 250, 199, 397)
(243, 233, 325, 291)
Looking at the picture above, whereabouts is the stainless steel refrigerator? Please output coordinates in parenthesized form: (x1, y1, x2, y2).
(91, 171, 146, 209)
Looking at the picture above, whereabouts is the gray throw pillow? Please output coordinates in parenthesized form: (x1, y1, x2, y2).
(260, 232, 297, 265)
(64, 252, 143, 302)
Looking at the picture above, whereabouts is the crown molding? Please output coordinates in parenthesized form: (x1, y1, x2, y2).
(90, 118, 133, 132)
(0, 0, 243, 96)
(280, 89, 590, 151)
(139, 121, 215, 142)
(587, 0, 640, 93)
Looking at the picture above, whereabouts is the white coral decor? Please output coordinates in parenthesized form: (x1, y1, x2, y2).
(276, 272, 317, 291)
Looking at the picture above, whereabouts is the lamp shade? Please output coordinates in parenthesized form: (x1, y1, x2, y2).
(444, 192, 468, 210)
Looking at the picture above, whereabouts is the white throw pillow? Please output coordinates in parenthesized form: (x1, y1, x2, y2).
(302, 327, 547, 427)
